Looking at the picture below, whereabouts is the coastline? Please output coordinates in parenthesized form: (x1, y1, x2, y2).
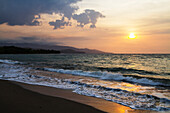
(0, 79, 105, 113)
(0, 79, 163, 113)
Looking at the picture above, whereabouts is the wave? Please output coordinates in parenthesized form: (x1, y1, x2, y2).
(97, 67, 160, 75)
(0, 67, 169, 111)
(40, 68, 170, 87)
(0, 59, 22, 64)
(0, 63, 170, 111)
(0, 58, 169, 87)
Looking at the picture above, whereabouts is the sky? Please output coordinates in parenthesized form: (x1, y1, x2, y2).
(0, 0, 170, 53)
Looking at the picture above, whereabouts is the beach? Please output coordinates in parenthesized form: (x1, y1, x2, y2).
(0, 54, 169, 113)
(0, 79, 161, 113)
(0, 79, 106, 113)
(0, 0, 170, 112)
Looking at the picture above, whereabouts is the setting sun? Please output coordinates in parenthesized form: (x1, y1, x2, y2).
(0, 1, 170, 113)
(128, 33, 136, 39)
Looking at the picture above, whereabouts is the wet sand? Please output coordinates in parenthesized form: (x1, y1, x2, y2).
(0, 79, 162, 113)
(0, 79, 105, 113)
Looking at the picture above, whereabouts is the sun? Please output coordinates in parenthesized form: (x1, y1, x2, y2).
(128, 33, 136, 39)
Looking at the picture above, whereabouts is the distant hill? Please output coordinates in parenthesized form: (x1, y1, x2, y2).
(0, 43, 107, 54)
(60, 49, 85, 54)
(0, 46, 60, 54)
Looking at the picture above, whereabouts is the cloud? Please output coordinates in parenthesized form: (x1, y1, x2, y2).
(135, 15, 170, 29)
(0, 0, 105, 29)
(20, 37, 38, 41)
(0, 0, 80, 26)
(90, 24, 96, 28)
(57, 36, 90, 41)
(0, 36, 62, 45)
(0, 36, 91, 46)
(143, 29, 170, 35)
(73, 9, 105, 28)
(49, 17, 71, 29)
(73, 13, 90, 27)
(135, 16, 170, 35)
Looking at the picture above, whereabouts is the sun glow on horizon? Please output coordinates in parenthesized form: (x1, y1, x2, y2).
(128, 33, 137, 39)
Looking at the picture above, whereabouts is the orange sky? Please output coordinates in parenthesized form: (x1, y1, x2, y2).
(0, 0, 170, 53)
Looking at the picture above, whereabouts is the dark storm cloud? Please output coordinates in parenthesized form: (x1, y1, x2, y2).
(73, 13, 90, 27)
(0, 0, 80, 26)
(0, 0, 105, 29)
(73, 9, 105, 28)
(90, 24, 96, 28)
(49, 17, 71, 29)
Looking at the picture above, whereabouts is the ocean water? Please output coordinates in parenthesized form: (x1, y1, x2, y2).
(0, 54, 170, 111)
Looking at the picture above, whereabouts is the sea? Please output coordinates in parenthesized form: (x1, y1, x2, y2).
(0, 54, 170, 111)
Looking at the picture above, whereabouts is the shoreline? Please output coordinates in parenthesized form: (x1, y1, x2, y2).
(0, 79, 105, 113)
(0, 79, 162, 113)
(15, 80, 133, 113)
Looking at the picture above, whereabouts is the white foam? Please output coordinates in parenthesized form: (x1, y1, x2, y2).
(43, 68, 163, 86)
(0, 59, 21, 64)
(0, 59, 165, 86)
(0, 65, 77, 90)
(43, 68, 102, 78)
(0, 64, 169, 111)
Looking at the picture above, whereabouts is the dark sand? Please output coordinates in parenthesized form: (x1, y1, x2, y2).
(0, 79, 162, 113)
(17, 82, 161, 113)
(0, 79, 105, 113)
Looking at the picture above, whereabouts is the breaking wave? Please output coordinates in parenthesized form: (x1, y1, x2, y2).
(0, 64, 169, 111)
(0, 59, 23, 64)
(97, 67, 160, 75)
(41, 68, 170, 87)
(0, 58, 170, 111)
